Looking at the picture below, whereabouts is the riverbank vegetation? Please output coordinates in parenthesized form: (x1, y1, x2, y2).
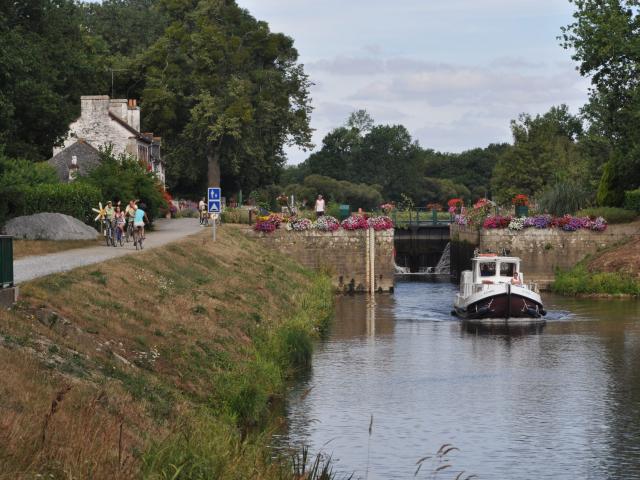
(552, 238, 640, 296)
(0, 226, 335, 478)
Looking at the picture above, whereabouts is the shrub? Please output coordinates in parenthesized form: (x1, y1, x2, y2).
(624, 189, 640, 213)
(21, 183, 101, 224)
(221, 208, 251, 224)
(79, 149, 166, 222)
(537, 180, 593, 215)
(576, 207, 637, 224)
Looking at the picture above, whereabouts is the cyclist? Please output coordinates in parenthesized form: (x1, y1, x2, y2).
(133, 205, 149, 248)
(198, 197, 207, 225)
(103, 200, 115, 239)
(124, 200, 136, 239)
(114, 206, 126, 243)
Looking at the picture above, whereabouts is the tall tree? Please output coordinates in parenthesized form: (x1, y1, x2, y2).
(491, 105, 586, 203)
(0, 0, 108, 160)
(561, 0, 640, 205)
(141, 0, 313, 194)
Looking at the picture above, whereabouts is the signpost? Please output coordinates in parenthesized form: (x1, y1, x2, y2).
(208, 187, 221, 241)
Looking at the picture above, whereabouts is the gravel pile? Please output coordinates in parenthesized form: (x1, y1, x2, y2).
(2, 213, 99, 240)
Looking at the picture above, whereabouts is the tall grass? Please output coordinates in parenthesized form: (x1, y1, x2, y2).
(0, 226, 335, 478)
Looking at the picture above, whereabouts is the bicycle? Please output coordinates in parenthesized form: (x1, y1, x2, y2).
(125, 219, 134, 243)
(115, 223, 125, 246)
(133, 225, 144, 250)
(103, 219, 116, 247)
(201, 212, 210, 226)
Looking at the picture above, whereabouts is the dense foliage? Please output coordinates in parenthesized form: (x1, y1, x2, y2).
(80, 148, 166, 221)
(561, 0, 640, 206)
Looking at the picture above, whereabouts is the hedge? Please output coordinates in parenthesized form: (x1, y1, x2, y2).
(20, 183, 102, 225)
(624, 189, 640, 213)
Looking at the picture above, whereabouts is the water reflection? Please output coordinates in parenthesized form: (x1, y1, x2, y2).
(282, 282, 640, 479)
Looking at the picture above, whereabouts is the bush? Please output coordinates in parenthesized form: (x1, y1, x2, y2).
(21, 183, 102, 224)
(624, 189, 640, 213)
(576, 207, 637, 224)
(79, 149, 166, 222)
(285, 174, 383, 210)
(537, 180, 593, 215)
(220, 208, 251, 224)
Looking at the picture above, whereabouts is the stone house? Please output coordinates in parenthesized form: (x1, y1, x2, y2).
(48, 95, 165, 185)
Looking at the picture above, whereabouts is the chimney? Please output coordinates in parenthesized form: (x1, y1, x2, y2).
(127, 99, 141, 132)
(68, 155, 79, 182)
(81, 95, 110, 119)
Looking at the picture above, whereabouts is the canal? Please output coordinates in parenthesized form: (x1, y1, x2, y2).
(278, 281, 640, 479)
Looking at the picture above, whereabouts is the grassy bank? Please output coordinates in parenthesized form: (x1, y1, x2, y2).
(0, 225, 334, 479)
(552, 265, 640, 296)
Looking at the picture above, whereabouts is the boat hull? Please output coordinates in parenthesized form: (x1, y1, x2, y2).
(453, 291, 545, 320)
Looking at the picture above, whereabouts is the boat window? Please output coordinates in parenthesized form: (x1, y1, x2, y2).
(500, 262, 516, 276)
(480, 262, 496, 276)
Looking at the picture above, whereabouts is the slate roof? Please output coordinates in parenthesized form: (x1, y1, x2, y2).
(47, 140, 101, 182)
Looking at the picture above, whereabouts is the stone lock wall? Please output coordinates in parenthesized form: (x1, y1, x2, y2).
(253, 228, 395, 293)
(451, 222, 640, 288)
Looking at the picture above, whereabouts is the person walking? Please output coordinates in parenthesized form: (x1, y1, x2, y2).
(315, 194, 325, 219)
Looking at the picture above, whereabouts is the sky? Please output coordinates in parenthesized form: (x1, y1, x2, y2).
(237, 0, 590, 164)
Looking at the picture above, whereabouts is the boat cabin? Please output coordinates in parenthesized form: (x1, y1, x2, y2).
(472, 255, 522, 284)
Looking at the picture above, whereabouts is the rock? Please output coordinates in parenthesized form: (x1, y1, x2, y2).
(2, 213, 99, 240)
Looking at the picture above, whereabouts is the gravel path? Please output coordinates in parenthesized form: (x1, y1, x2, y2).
(14, 218, 203, 284)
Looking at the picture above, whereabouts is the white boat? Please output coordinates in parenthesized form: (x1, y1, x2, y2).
(453, 254, 546, 321)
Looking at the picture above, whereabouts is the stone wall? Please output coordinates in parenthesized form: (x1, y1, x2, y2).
(451, 222, 640, 288)
(253, 228, 395, 293)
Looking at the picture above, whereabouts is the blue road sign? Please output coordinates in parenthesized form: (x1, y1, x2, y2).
(208, 187, 221, 201)
(208, 187, 221, 213)
(208, 200, 221, 213)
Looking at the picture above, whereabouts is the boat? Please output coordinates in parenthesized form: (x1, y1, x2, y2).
(453, 254, 546, 321)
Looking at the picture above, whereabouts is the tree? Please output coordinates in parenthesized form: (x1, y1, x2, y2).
(491, 105, 587, 203)
(561, 0, 640, 205)
(142, 0, 313, 195)
(346, 109, 374, 134)
(0, 0, 108, 160)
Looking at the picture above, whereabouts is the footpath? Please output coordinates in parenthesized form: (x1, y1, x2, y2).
(13, 218, 202, 283)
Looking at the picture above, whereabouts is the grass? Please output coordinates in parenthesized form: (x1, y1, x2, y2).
(552, 265, 640, 296)
(0, 225, 335, 479)
(13, 238, 101, 259)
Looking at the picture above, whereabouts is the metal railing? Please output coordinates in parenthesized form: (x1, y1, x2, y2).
(391, 208, 453, 227)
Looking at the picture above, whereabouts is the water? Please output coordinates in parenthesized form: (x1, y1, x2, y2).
(279, 281, 640, 479)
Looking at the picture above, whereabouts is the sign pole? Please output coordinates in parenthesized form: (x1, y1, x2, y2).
(207, 186, 222, 242)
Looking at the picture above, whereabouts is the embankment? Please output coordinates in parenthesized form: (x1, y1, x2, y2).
(0, 225, 333, 479)
(552, 238, 640, 296)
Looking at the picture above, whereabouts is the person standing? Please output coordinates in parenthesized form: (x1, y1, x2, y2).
(315, 194, 325, 218)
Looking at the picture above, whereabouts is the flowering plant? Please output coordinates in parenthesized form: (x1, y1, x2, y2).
(447, 198, 463, 214)
(473, 198, 490, 209)
(277, 194, 289, 206)
(287, 218, 312, 231)
(590, 217, 607, 232)
(508, 217, 525, 230)
(341, 215, 369, 230)
(524, 215, 552, 229)
(253, 220, 276, 233)
(380, 203, 395, 214)
(426, 203, 442, 211)
(368, 216, 394, 231)
(314, 215, 340, 232)
(512, 194, 529, 207)
(454, 214, 468, 226)
(267, 213, 283, 227)
(483, 215, 511, 229)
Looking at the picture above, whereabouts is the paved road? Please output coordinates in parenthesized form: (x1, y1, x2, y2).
(14, 218, 202, 284)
